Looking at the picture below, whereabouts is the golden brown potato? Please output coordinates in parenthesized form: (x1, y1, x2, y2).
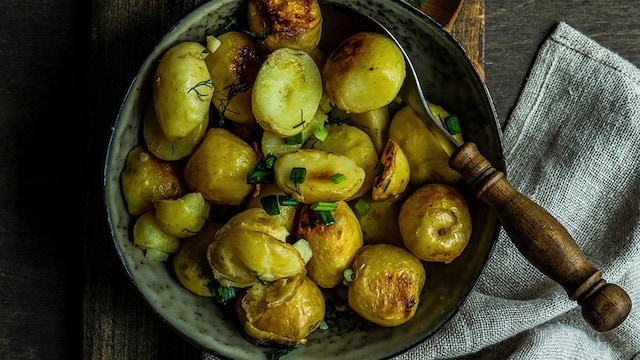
(246, 183, 299, 238)
(121, 145, 188, 217)
(133, 211, 180, 262)
(297, 201, 363, 288)
(372, 139, 410, 201)
(303, 123, 378, 200)
(236, 276, 325, 346)
(389, 105, 461, 186)
(260, 108, 327, 158)
(183, 128, 257, 206)
(153, 41, 212, 141)
(172, 221, 223, 297)
(346, 244, 425, 327)
(273, 149, 365, 203)
(205, 31, 267, 125)
(207, 208, 305, 290)
(142, 101, 208, 161)
(154, 192, 211, 238)
(344, 106, 391, 155)
(247, 0, 323, 53)
(252, 47, 323, 137)
(398, 183, 472, 263)
(350, 189, 410, 247)
(323, 32, 406, 114)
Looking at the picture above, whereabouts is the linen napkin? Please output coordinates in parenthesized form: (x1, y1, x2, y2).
(396, 21, 640, 360)
(203, 22, 640, 359)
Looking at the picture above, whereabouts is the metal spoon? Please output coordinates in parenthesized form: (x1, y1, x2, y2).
(319, 0, 631, 332)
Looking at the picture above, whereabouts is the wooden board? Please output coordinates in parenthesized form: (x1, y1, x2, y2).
(84, 1, 485, 359)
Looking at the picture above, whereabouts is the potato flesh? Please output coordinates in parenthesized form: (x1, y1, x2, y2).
(153, 41, 212, 141)
(303, 123, 378, 200)
(252, 48, 323, 137)
(273, 149, 365, 203)
(372, 139, 410, 201)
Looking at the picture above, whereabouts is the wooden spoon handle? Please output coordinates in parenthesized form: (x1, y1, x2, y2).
(450, 142, 632, 332)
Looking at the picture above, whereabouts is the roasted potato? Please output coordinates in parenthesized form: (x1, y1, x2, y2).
(236, 276, 325, 346)
(172, 221, 224, 297)
(351, 188, 410, 247)
(154, 192, 211, 238)
(346, 244, 426, 327)
(252, 47, 323, 137)
(246, 183, 299, 238)
(207, 208, 305, 290)
(121, 145, 188, 217)
(303, 123, 378, 200)
(389, 105, 461, 186)
(344, 106, 391, 155)
(297, 200, 363, 288)
(372, 139, 410, 201)
(398, 183, 472, 263)
(153, 41, 212, 141)
(205, 31, 267, 125)
(323, 32, 406, 114)
(183, 128, 257, 206)
(133, 211, 180, 262)
(260, 108, 327, 158)
(142, 101, 208, 161)
(273, 149, 365, 203)
(247, 0, 323, 53)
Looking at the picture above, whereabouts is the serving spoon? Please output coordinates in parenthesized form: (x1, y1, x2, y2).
(320, 1, 631, 332)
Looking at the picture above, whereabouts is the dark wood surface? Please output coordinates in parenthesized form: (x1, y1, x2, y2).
(1, 0, 640, 359)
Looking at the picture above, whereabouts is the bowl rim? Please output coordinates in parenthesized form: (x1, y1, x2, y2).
(101, 0, 505, 358)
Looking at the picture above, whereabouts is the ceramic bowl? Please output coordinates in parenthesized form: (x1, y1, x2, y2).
(103, 0, 504, 359)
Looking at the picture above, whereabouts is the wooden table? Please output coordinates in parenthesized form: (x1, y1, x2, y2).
(1, 0, 640, 359)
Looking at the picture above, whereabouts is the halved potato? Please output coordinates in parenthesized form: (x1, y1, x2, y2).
(273, 149, 365, 203)
(372, 139, 410, 201)
(252, 48, 323, 137)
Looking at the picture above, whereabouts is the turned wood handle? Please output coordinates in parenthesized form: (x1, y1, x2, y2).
(450, 142, 632, 332)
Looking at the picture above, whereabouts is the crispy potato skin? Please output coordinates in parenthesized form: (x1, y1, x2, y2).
(347, 244, 426, 327)
(247, 0, 322, 52)
(297, 201, 363, 288)
(121, 145, 188, 217)
(205, 31, 267, 125)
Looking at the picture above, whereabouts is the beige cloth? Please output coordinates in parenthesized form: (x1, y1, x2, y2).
(203, 22, 640, 359)
(396, 21, 640, 360)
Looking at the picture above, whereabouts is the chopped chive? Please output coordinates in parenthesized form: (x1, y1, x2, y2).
(278, 196, 299, 207)
(290, 167, 307, 184)
(313, 125, 329, 141)
(343, 268, 354, 284)
(247, 170, 274, 184)
(383, 179, 391, 193)
(318, 210, 335, 225)
(284, 132, 303, 145)
(215, 285, 236, 303)
(260, 195, 280, 215)
(354, 198, 371, 216)
(263, 153, 277, 169)
(330, 173, 346, 184)
(374, 162, 384, 176)
(444, 114, 462, 135)
(310, 201, 338, 212)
